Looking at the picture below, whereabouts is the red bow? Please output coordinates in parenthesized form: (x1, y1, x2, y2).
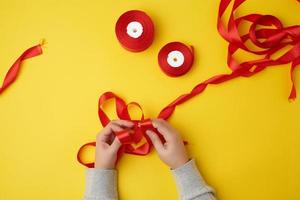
(77, 92, 164, 168)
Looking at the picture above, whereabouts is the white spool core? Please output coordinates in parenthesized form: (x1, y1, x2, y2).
(126, 21, 143, 38)
(167, 50, 185, 68)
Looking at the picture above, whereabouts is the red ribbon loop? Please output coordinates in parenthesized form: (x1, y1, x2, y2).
(77, 92, 162, 168)
(77, 142, 96, 168)
(98, 92, 153, 150)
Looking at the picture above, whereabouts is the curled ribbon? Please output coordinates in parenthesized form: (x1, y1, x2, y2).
(78, 0, 300, 167)
(0, 44, 43, 94)
(158, 42, 194, 77)
(159, 0, 300, 119)
(115, 10, 154, 52)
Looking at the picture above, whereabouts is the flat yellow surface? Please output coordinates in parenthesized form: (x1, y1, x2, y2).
(0, 0, 299, 199)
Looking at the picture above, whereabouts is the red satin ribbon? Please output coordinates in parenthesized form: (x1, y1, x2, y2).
(0, 44, 43, 94)
(158, 42, 194, 77)
(115, 10, 154, 52)
(77, 92, 165, 168)
(78, 0, 300, 167)
(159, 0, 300, 119)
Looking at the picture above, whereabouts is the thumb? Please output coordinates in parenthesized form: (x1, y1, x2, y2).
(110, 137, 122, 153)
(146, 130, 164, 153)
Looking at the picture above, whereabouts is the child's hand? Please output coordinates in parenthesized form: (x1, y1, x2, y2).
(95, 120, 134, 169)
(146, 119, 189, 169)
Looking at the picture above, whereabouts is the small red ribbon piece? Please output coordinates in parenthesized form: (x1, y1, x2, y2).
(0, 44, 43, 94)
(115, 10, 154, 52)
(158, 42, 194, 77)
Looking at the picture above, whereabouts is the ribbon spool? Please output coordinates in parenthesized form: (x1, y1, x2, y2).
(115, 10, 154, 52)
(158, 42, 194, 77)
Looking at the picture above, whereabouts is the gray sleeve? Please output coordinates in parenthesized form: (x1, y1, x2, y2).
(171, 159, 216, 200)
(83, 168, 118, 200)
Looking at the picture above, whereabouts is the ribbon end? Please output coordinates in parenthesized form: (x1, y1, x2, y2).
(39, 38, 47, 48)
(288, 90, 296, 102)
(288, 95, 296, 102)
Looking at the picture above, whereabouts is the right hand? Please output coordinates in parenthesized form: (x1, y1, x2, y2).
(146, 119, 189, 169)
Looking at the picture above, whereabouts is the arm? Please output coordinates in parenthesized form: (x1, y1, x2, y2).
(83, 169, 118, 200)
(146, 119, 216, 200)
(171, 159, 215, 200)
(83, 120, 134, 200)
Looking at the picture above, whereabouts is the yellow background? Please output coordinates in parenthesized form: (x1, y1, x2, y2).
(0, 0, 299, 199)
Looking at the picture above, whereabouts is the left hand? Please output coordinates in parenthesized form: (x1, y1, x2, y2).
(95, 120, 134, 169)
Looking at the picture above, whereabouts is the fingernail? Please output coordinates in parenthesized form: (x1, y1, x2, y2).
(146, 130, 151, 135)
(127, 121, 134, 126)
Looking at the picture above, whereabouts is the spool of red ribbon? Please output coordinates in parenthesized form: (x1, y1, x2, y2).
(158, 42, 194, 77)
(115, 10, 154, 52)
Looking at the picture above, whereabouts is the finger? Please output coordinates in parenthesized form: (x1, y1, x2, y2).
(102, 122, 124, 135)
(111, 120, 134, 128)
(151, 119, 174, 140)
(98, 120, 134, 143)
(98, 123, 124, 143)
(146, 130, 164, 153)
(109, 123, 124, 132)
(110, 137, 122, 153)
